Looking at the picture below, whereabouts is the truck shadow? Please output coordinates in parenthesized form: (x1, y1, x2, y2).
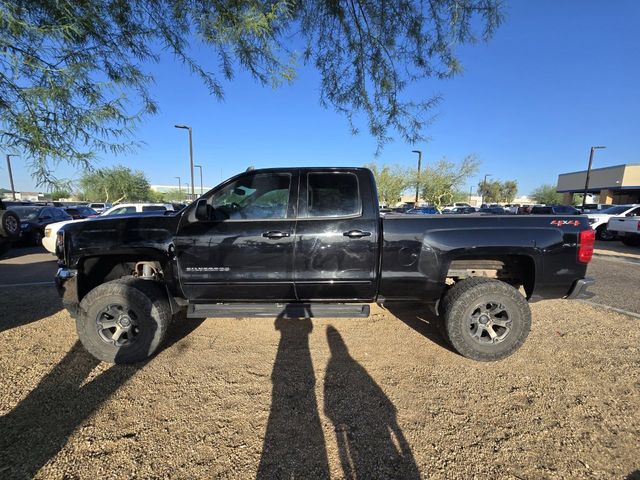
(0, 307, 204, 479)
(257, 312, 420, 478)
(384, 302, 457, 354)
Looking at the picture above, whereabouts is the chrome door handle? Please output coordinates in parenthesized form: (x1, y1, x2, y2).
(262, 231, 290, 239)
(343, 230, 371, 238)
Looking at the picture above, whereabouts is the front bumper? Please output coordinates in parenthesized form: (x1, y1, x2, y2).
(565, 277, 595, 300)
(55, 268, 79, 316)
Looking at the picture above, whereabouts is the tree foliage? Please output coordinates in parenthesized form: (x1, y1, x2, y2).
(530, 184, 563, 205)
(418, 155, 479, 209)
(1, 0, 503, 185)
(478, 179, 518, 203)
(79, 165, 150, 202)
(365, 162, 410, 206)
(51, 189, 71, 201)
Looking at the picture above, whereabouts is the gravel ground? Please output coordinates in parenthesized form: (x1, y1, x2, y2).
(0, 286, 639, 480)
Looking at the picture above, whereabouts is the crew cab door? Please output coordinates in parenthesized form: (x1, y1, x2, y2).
(293, 170, 380, 301)
(174, 170, 299, 301)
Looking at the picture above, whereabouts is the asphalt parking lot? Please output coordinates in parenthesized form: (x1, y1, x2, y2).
(0, 244, 639, 479)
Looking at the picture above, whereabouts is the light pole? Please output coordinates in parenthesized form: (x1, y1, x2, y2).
(174, 124, 194, 200)
(5, 154, 18, 200)
(480, 173, 492, 205)
(412, 150, 422, 204)
(195, 164, 203, 195)
(582, 146, 606, 210)
(174, 176, 182, 195)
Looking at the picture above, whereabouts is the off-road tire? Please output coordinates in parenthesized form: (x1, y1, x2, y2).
(440, 277, 531, 361)
(596, 225, 615, 241)
(77, 279, 171, 363)
(0, 210, 20, 239)
(621, 236, 640, 247)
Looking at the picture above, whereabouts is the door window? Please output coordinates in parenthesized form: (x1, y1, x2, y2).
(210, 173, 291, 220)
(307, 173, 360, 217)
(142, 205, 167, 212)
(108, 206, 137, 216)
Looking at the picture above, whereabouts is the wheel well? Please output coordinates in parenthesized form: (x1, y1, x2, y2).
(78, 255, 165, 301)
(446, 255, 535, 298)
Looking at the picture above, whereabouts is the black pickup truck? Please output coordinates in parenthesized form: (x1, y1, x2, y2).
(55, 167, 595, 363)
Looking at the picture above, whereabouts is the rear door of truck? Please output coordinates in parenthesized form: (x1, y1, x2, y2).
(293, 168, 380, 301)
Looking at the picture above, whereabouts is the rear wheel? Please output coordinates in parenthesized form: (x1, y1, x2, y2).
(596, 225, 615, 241)
(441, 278, 531, 361)
(77, 279, 171, 363)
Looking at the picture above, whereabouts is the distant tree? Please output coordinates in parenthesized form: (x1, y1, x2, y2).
(501, 180, 518, 203)
(365, 163, 411, 206)
(51, 189, 71, 201)
(419, 156, 479, 209)
(79, 166, 151, 203)
(531, 184, 562, 205)
(1, 0, 503, 185)
(477, 179, 518, 203)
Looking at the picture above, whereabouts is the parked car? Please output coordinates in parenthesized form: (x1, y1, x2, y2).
(441, 202, 472, 212)
(606, 209, 640, 246)
(43, 203, 175, 253)
(478, 206, 507, 215)
(87, 202, 113, 214)
(55, 166, 595, 365)
(585, 204, 640, 241)
(12, 206, 72, 245)
(406, 206, 439, 215)
(447, 206, 477, 214)
(516, 206, 532, 215)
(530, 205, 581, 215)
(64, 206, 98, 220)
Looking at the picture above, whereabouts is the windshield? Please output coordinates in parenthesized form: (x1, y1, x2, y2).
(12, 206, 41, 220)
(600, 206, 629, 215)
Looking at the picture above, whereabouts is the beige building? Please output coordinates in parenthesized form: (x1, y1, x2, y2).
(556, 163, 640, 205)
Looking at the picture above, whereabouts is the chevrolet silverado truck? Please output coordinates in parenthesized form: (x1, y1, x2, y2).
(55, 167, 595, 363)
(607, 212, 640, 246)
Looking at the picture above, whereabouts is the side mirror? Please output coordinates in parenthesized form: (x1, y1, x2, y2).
(195, 199, 209, 221)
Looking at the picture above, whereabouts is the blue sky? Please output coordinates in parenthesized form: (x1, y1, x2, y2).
(5, 0, 640, 195)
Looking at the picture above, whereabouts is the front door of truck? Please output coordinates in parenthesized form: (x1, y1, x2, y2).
(175, 170, 299, 301)
(293, 170, 379, 301)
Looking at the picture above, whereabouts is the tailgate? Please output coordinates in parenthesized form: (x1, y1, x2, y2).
(608, 217, 640, 233)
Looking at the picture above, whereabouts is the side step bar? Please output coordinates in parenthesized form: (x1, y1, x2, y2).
(187, 303, 370, 319)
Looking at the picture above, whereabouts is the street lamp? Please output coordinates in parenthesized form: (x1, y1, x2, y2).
(480, 173, 492, 205)
(412, 150, 422, 204)
(174, 124, 194, 200)
(194, 164, 204, 195)
(5, 154, 18, 200)
(582, 146, 606, 210)
(174, 176, 182, 195)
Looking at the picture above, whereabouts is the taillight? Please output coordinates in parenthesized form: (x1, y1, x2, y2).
(578, 229, 595, 263)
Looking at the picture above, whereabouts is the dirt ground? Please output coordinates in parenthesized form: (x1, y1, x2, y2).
(0, 286, 639, 480)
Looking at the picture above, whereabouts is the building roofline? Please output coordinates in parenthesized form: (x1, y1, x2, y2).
(558, 163, 640, 177)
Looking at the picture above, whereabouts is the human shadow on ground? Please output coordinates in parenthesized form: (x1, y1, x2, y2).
(384, 302, 456, 354)
(0, 285, 62, 333)
(257, 314, 330, 478)
(0, 306, 204, 479)
(324, 325, 421, 479)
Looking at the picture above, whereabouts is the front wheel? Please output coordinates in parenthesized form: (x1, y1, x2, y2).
(441, 278, 531, 361)
(596, 225, 615, 241)
(76, 279, 171, 363)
